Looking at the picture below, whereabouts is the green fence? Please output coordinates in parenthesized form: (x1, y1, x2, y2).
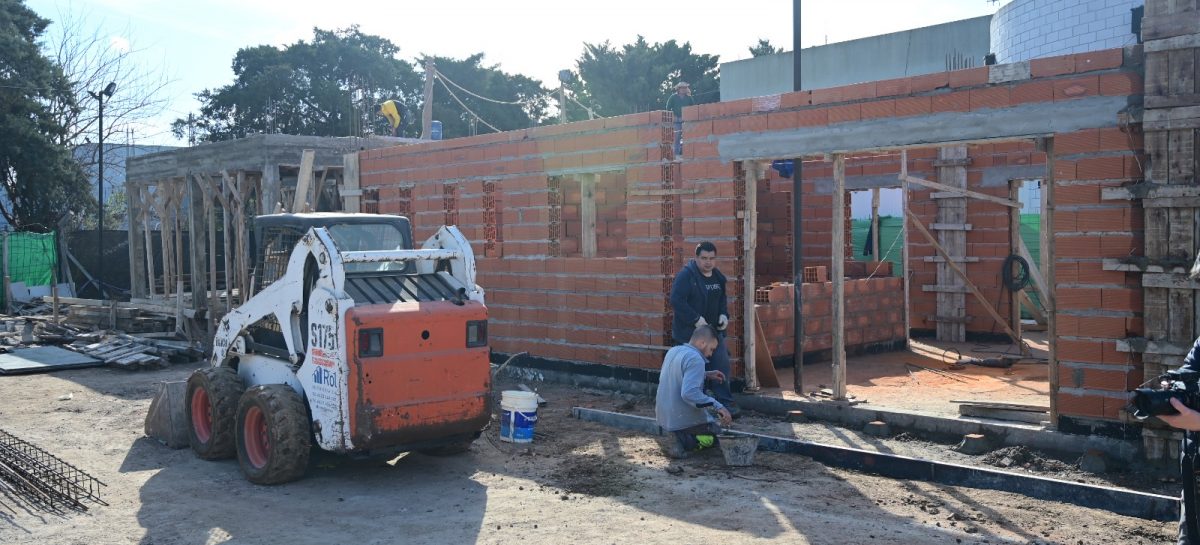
(1, 232, 59, 309)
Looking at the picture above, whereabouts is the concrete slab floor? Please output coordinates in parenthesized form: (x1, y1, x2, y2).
(755, 334, 1051, 419)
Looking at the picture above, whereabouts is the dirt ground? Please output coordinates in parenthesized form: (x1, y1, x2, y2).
(0, 363, 1177, 545)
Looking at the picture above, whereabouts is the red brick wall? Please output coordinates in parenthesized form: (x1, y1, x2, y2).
(358, 47, 1146, 425)
(757, 279, 906, 359)
(358, 113, 680, 370)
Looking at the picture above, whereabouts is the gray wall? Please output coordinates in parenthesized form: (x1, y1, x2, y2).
(720, 16, 993, 101)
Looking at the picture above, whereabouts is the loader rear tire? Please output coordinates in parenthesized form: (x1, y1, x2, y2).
(418, 432, 480, 456)
(186, 367, 245, 460)
(235, 385, 311, 485)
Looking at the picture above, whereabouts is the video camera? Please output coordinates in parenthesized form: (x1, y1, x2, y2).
(1130, 368, 1200, 419)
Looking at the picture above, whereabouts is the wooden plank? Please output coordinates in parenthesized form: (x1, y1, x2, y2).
(925, 314, 973, 324)
(1143, 106, 1200, 131)
(580, 173, 597, 258)
(922, 256, 980, 263)
(832, 154, 847, 400)
(127, 183, 146, 299)
(753, 309, 781, 388)
(1010, 181, 1023, 345)
(900, 150, 911, 348)
(1116, 338, 1191, 356)
(935, 146, 968, 343)
(908, 209, 1027, 352)
(1142, 12, 1200, 40)
(291, 149, 316, 213)
(951, 400, 1050, 412)
(931, 223, 972, 231)
(871, 188, 881, 260)
(1102, 184, 1200, 200)
(931, 157, 972, 168)
(1144, 32, 1200, 52)
(958, 405, 1049, 424)
(1017, 290, 1047, 325)
(743, 162, 760, 390)
(922, 285, 971, 293)
(1103, 258, 1189, 273)
(1147, 94, 1200, 109)
(1169, 128, 1196, 184)
(1041, 137, 1058, 424)
(902, 174, 1020, 208)
(1017, 237, 1049, 301)
(1145, 273, 1200, 289)
(628, 188, 700, 197)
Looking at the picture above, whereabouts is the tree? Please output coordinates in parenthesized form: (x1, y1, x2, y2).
(0, 0, 91, 232)
(175, 26, 423, 141)
(38, 4, 172, 179)
(427, 53, 551, 139)
(749, 39, 783, 57)
(565, 36, 719, 121)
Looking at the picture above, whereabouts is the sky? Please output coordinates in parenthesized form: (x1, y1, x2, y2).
(26, 0, 1008, 146)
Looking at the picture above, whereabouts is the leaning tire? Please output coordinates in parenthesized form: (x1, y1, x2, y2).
(186, 367, 245, 460)
(235, 385, 311, 485)
(418, 432, 480, 456)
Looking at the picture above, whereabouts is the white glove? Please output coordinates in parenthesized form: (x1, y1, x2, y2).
(695, 316, 708, 328)
(717, 314, 729, 330)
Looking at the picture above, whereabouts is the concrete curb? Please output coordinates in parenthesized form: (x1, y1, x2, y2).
(735, 394, 1142, 462)
(572, 407, 1178, 522)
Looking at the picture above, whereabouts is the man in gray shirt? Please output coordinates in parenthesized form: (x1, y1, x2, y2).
(655, 325, 734, 458)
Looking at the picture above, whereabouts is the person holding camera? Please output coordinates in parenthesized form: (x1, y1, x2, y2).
(1154, 339, 1200, 544)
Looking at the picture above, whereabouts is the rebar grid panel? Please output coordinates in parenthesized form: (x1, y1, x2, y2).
(0, 428, 106, 512)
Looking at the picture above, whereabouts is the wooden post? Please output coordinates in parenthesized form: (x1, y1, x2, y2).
(900, 150, 911, 348)
(261, 162, 281, 215)
(935, 146, 969, 342)
(142, 185, 159, 298)
(342, 152, 361, 212)
(293, 150, 316, 213)
(1009, 180, 1023, 345)
(220, 175, 233, 314)
(907, 208, 1028, 352)
(580, 173, 597, 258)
(832, 154, 847, 400)
(127, 182, 146, 299)
(871, 188, 881, 261)
(743, 161, 760, 391)
(188, 174, 210, 342)
(236, 170, 250, 304)
(421, 58, 435, 140)
(1042, 137, 1058, 425)
(3, 232, 10, 315)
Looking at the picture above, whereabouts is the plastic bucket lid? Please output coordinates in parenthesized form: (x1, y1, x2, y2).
(501, 390, 539, 410)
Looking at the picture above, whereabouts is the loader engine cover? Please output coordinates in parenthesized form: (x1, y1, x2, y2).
(345, 300, 491, 449)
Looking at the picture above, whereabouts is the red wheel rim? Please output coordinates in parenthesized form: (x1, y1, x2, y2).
(243, 406, 270, 469)
(191, 388, 212, 442)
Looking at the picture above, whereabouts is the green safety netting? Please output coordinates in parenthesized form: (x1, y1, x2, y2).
(1, 232, 59, 309)
(849, 215, 1044, 313)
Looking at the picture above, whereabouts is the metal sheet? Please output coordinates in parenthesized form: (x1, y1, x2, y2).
(0, 346, 103, 375)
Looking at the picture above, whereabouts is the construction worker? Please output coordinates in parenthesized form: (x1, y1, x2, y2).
(377, 100, 403, 136)
(1158, 336, 1200, 545)
(665, 82, 694, 156)
(670, 241, 738, 417)
(655, 325, 733, 458)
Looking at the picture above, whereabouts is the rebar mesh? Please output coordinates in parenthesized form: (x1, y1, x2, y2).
(0, 428, 106, 512)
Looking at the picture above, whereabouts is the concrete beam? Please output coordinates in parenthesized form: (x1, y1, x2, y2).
(126, 134, 416, 185)
(572, 406, 1177, 522)
(717, 95, 1132, 161)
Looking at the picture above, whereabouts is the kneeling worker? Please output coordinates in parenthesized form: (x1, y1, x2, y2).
(655, 325, 734, 458)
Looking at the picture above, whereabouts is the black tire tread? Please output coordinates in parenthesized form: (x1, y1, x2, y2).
(235, 385, 311, 485)
(186, 367, 245, 460)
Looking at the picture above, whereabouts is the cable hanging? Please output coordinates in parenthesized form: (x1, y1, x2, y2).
(433, 68, 529, 106)
(434, 75, 501, 133)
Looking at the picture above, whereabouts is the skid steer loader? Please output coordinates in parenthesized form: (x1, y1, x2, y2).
(184, 213, 490, 484)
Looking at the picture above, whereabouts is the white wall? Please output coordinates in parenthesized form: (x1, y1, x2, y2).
(990, 0, 1141, 63)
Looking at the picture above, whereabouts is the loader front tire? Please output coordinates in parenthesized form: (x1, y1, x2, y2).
(186, 367, 245, 460)
(235, 385, 311, 485)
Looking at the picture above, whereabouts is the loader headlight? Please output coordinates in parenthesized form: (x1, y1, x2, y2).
(466, 320, 487, 348)
(359, 328, 383, 357)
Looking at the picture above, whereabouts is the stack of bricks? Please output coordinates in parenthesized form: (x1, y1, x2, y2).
(358, 113, 677, 369)
(755, 279, 906, 360)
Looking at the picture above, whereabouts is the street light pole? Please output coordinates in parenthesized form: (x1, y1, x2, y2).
(89, 82, 116, 298)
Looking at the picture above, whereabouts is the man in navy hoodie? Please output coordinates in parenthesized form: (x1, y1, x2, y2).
(670, 241, 737, 415)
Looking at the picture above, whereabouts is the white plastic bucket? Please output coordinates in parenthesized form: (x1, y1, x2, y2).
(499, 390, 539, 443)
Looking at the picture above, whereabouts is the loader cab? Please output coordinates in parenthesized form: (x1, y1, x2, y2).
(252, 213, 417, 291)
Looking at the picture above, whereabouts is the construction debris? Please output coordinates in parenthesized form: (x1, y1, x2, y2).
(44, 296, 178, 334)
(65, 334, 203, 371)
(0, 428, 106, 513)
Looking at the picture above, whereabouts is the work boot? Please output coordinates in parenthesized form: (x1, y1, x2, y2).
(658, 435, 689, 459)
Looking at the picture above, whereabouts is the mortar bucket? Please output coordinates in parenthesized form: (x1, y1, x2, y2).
(717, 434, 759, 467)
(499, 390, 539, 443)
